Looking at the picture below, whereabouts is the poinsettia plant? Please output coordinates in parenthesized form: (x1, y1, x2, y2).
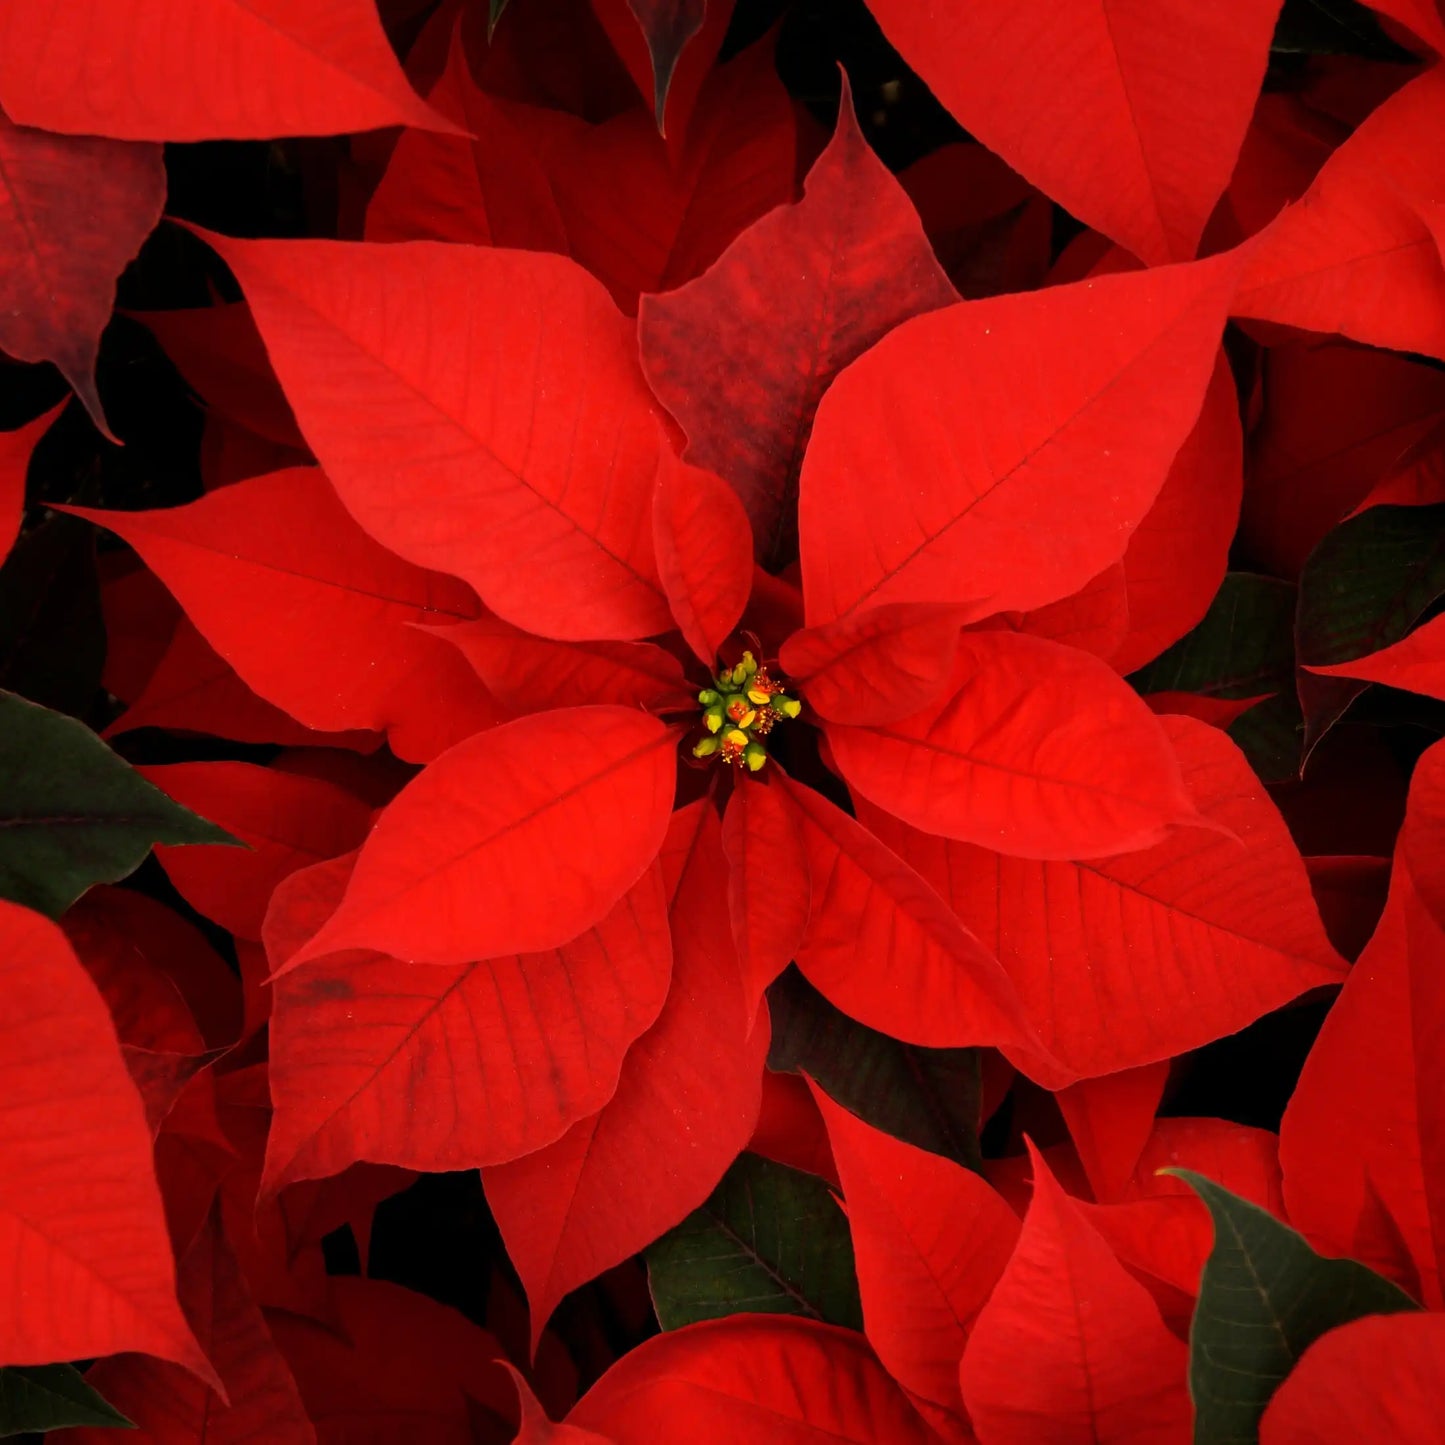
(3, 0, 1445, 1440)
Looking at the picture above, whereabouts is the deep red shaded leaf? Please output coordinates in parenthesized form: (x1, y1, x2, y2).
(0, 115, 164, 436)
(108, 617, 383, 753)
(799, 253, 1239, 626)
(139, 762, 373, 941)
(285, 707, 675, 970)
(868, 714, 1345, 1076)
(509, 1363, 610, 1443)
(1235, 68, 1445, 359)
(0, 0, 452, 140)
(0, 900, 209, 1378)
(748, 1070, 839, 1189)
(1308, 611, 1445, 702)
(269, 1276, 517, 1445)
(723, 777, 811, 1013)
(1109, 356, 1244, 674)
(862, 0, 1282, 264)
(813, 1085, 1018, 1421)
(780, 775, 1060, 1081)
(1259, 1313, 1445, 1445)
(1363, 0, 1445, 52)
(196, 234, 675, 642)
(1055, 1064, 1170, 1204)
(74, 1205, 315, 1444)
(275, 1163, 415, 1277)
(434, 613, 692, 714)
(0, 401, 65, 563)
(639, 77, 956, 558)
(264, 849, 673, 1189)
(829, 633, 1199, 862)
(959, 1143, 1191, 1445)
(782, 603, 977, 728)
(67, 469, 494, 739)
(567, 1317, 938, 1443)
(484, 803, 769, 1344)
(652, 454, 753, 663)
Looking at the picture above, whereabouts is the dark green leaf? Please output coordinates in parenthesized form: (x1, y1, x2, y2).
(0, 1363, 134, 1436)
(1171, 1169, 1419, 1445)
(646, 1152, 862, 1331)
(0, 690, 240, 917)
(1297, 503, 1445, 761)
(766, 967, 982, 1171)
(488, 0, 510, 38)
(0, 514, 106, 719)
(1225, 691, 1306, 786)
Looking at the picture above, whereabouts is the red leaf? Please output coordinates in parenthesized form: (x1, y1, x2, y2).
(284, 706, 676, 970)
(780, 776, 1060, 1081)
(1308, 611, 1445, 702)
(140, 762, 373, 941)
(748, 1071, 838, 1188)
(0, 401, 65, 563)
(434, 613, 693, 714)
(652, 455, 753, 664)
(1109, 355, 1244, 674)
(799, 253, 1239, 626)
(509, 1363, 610, 1443)
(1259, 1313, 1445, 1445)
(1235, 68, 1445, 360)
(861, 0, 1282, 264)
(1004, 563, 1131, 662)
(0, 0, 452, 140)
(263, 850, 673, 1189)
(566, 1317, 939, 1443)
(812, 1084, 1020, 1421)
(958, 1143, 1191, 1445)
(1362, 0, 1445, 52)
(0, 900, 209, 1378)
(722, 776, 811, 1012)
(0, 116, 164, 437)
(782, 602, 978, 728)
(195, 234, 674, 642)
(269, 1276, 516, 1445)
(829, 632, 1198, 862)
(484, 802, 769, 1345)
(868, 714, 1344, 1076)
(638, 76, 957, 559)
(75, 1205, 314, 1445)
(67, 468, 489, 738)
(1055, 1064, 1170, 1204)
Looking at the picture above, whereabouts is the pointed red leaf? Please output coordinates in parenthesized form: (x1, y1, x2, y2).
(869, 714, 1345, 1077)
(723, 776, 811, 1012)
(0, 900, 209, 1378)
(829, 632, 1198, 862)
(264, 850, 673, 1189)
(74, 1205, 315, 1444)
(652, 455, 753, 664)
(780, 775, 1061, 1082)
(1308, 611, 1445, 702)
(269, 1277, 515, 1444)
(484, 803, 769, 1344)
(862, 0, 1281, 264)
(567, 1317, 938, 1443)
(1259, 1313, 1445, 1445)
(195, 234, 674, 642)
(1055, 1065, 1169, 1205)
(139, 762, 373, 941)
(1006, 563, 1130, 662)
(800, 253, 1239, 626)
(434, 613, 692, 714)
(285, 707, 676, 970)
(0, 401, 66, 563)
(639, 76, 956, 559)
(959, 1143, 1191, 1445)
(0, 116, 164, 436)
(1235, 68, 1445, 360)
(0, 0, 452, 140)
(782, 602, 978, 728)
(812, 1084, 1020, 1420)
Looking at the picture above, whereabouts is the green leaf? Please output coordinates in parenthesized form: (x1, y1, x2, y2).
(488, 0, 510, 38)
(1297, 502, 1445, 761)
(646, 1152, 862, 1332)
(1170, 1169, 1420, 1445)
(0, 690, 241, 918)
(766, 967, 983, 1171)
(0, 1363, 134, 1436)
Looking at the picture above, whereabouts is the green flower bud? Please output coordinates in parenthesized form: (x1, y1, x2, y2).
(692, 735, 720, 758)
